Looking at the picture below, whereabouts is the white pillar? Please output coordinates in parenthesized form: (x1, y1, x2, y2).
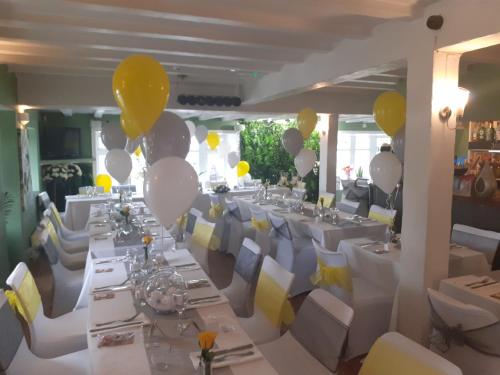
(397, 50, 461, 342)
(319, 113, 338, 194)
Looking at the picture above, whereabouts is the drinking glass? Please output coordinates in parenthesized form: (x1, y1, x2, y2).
(173, 287, 188, 335)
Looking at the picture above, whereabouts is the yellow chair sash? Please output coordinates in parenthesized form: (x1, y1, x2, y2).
(208, 203, 223, 219)
(251, 217, 271, 232)
(176, 213, 187, 229)
(368, 211, 394, 226)
(311, 259, 353, 292)
(192, 223, 219, 251)
(255, 271, 295, 327)
(317, 195, 334, 208)
(45, 220, 61, 248)
(8, 272, 42, 323)
(359, 339, 448, 375)
(50, 205, 63, 227)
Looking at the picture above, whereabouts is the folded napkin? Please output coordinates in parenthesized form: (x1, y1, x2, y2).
(189, 348, 262, 369)
(93, 292, 115, 301)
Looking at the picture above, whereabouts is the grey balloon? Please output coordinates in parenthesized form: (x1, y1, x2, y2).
(142, 111, 191, 164)
(101, 122, 127, 150)
(282, 128, 304, 156)
(392, 129, 405, 162)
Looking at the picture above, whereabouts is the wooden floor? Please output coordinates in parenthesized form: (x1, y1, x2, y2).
(29, 248, 362, 375)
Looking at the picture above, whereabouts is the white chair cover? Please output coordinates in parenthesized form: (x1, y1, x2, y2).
(190, 217, 216, 274)
(33, 225, 84, 317)
(451, 224, 500, 264)
(428, 288, 500, 375)
(176, 208, 202, 249)
(336, 197, 360, 215)
(42, 209, 88, 255)
(239, 256, 295, 344)
(249, 206, 273, 258)
(221, 200, 254, 258)
(368, 204, 397, 226)
(259, 289, 354, 375)
(268, 212, 317, 296)
(359, 332, 462, 375)
(221, 238, 262, 316)
(38, 191, 51, 210)
(47, 203, 89, 244)
(6, 263, 87, 359)
(0, 290, 89, 375)
(313, 239, 395, 359)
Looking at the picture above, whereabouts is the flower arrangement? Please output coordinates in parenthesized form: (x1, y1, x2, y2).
(120, 206, 130, 224)
(42, 163, 82, 182)
(342, 165, 354, 180)
(198, 331, 217, 373)
(319, 196, 324, 208)
(213, 184, 230, 194)
(143, 234, 153, 262)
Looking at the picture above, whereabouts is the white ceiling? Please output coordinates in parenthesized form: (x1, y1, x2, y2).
(0, 0, 433, 88)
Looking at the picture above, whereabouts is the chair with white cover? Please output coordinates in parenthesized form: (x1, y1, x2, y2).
(451, 224, 500, 266)
(336, 197, 360, 215)
(176, 208, 203, 249)
(32, 223, 84, 317)
(317, 192, 336, 208)
(427, 288, 500, 375)
(221, 238, 262, 317)
(259, 289, 354, 375)
(220, 199, 254, 258)
(190, 217, 217, 274)
(359, 332, 462, 375)
(248, 206, 273, 257)
(44, 203, 89, 247)
(239, 256, 295, 344)
(312, 239, 395, 359)
(0, 290, 90, 375)
(38, 218, 86, 270)
(38, 191, 51, 211)
(207, 194, 225, 249)
(6, 263, 87, 359)
(368, 204, 397, 226)
(268, 212, 317, 296)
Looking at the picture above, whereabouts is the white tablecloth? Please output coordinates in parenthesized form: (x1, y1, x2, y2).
(235, 197, 387, 250)
(338, 239, 491, 294)
(64, 193, 144, 231)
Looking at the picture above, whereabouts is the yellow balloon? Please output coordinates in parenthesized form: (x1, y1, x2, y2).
(237, 161, 250, 177)
(206, 132, 220, 150)
(373, 92, 406, 137)
(297, 108, 318, 139)
(95, 174, 112, 193)
(134, 147, 142, 157)
(120, 114, 142, 140)
(113, 54, 170, 137)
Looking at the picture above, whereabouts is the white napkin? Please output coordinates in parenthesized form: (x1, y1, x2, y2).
(189, 349, 262, 370)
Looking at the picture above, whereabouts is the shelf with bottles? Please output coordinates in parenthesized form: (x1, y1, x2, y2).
(468, 121, 499, 150)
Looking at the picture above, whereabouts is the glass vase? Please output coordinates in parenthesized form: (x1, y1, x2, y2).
(199, 357, 213, 375)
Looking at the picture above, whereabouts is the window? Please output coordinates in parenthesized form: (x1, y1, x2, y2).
(336, 131, 391, 181)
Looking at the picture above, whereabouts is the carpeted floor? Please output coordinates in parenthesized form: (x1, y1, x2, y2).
(29, 247, 363, 375)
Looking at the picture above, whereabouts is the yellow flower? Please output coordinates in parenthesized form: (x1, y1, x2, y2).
(122, 206, 130, 214)
(198, 331, 217, 350)
(142, 235, 153, 246)
(319, 197, 324, 206)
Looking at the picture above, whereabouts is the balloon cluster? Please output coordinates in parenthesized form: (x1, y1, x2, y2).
(108, 54, 199, 227)
(281, 108, 318, 177)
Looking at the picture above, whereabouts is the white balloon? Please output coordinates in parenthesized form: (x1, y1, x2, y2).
(195, 125, 208, 143)
(369, 151, 403, 194)
(227, 151, 240, 168)
(105, 149, 132, 183)
(125, 136, 142, 154)
(101, 122, 127, 150)
(294, 148, 316, 177)
(186, 120, 196, 137)
(143, 157, 199, 227)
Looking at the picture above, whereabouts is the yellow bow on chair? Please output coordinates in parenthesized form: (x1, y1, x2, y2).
(5, 272, 42, 323)
(176, 213, 187, 229)
(368, 211, 395, 226)
(255, 271, 295, 327)
(251, 217, 271, 232)
(208, 203, 223, 219)
(311, 258, 353, 292)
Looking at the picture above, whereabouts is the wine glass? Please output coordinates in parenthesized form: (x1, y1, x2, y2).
(172, 288, 188, 335)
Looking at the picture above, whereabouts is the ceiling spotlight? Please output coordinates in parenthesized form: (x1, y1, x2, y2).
(229, 68, 237, 72)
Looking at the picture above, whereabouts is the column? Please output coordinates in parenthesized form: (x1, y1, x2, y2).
(397, 50, 461, 342)
(319, 113, 338, 194)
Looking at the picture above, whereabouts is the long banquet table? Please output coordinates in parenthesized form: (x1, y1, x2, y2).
(235, 196, 387, 250)
(81, 204, 278, 375)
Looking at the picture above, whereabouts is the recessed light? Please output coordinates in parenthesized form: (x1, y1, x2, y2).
(229, 68, 237, 72)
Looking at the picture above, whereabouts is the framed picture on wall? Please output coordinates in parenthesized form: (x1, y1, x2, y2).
(17, 129, 32, 211)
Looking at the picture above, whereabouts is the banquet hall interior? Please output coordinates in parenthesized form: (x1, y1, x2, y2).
(1, 1, 500, 374)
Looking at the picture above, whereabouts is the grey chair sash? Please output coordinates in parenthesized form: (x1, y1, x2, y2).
(290, 294, 348, 373)
(269, 215, 292, 241)
(0, 294, 23, 372)
(234, 245, 261, 284)
(226, 201, 243, 222)
(38, 191, 51, 210)
(429, 300, 500, 357)
(186, 212, 197, 235)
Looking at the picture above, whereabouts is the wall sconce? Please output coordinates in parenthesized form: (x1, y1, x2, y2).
(438, 87, 470, 123)
(16, 111, 30, 129)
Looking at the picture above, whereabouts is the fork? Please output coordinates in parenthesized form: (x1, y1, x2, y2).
(94, 311, 141, 327)
(94, 277, 130, 290)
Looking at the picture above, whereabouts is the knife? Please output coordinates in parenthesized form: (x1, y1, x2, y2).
(471, 280, 499, 289)
(213, 344, 254, 357)
(89, 320, 147, 334)
(189, 295, 220, 303)
(213, 351, 255, 363)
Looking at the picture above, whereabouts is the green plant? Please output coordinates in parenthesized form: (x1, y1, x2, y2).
(356, 167, 364, 178)
(0, 192, 13, 224)
(240, 120, 320, 202)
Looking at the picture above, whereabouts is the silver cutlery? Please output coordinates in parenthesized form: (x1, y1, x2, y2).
(90, 321, 148, 335)
(174, 263, 197, 268)
(90, 285, 131, 294)
(213, 351, 255, 363)
(95, 311, 141, 327)
(471, 280, 499, 289)
(465, 277, 489, 287)
(94, 277, 130, 290)
(95, 257, 127, 265)
(189, 295, 220, 303)
(213, 344, 254, 357)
